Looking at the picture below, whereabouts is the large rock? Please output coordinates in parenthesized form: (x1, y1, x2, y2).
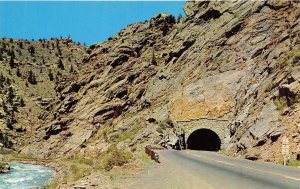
(0, 162, 10, 173)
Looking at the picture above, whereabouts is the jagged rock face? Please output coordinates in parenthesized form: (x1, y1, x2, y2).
(23, 1, 300, 162)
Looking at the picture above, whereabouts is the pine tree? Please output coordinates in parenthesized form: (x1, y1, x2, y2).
(28, 45, 35, 56)
(2, 101, 8, 114)
(27, 70, 37, 84)
(9, 56, 15, 68)
(7, 110, 16, 130)
(8, 49, 15, 60)
(12, 103, 18, 112)
(177, 14, 183, 23)
(151, 51, 157, 65)
(19, 42, 23, 49)
(16, 68, 21, 77)
(55, 71, 61, 81)
(48, 70, 54, 81)
(7, 86, 15, 104)
(19, 97, 25, 107)
(69, 64, 74, 73)
(0, 74, 3, 88)
(56, 39, 59, 48)
(57, 58, 64, 70)
(57, 47, 62, 56)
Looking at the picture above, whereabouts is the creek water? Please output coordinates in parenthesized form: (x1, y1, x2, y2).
(0, 162, 54, 189)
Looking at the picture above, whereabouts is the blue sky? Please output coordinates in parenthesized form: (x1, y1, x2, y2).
(0, 1, 185, 45)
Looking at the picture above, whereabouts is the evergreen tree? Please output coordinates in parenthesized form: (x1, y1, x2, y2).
(177, 14, 183, 23)
(12, 103, 18, 112)
(69, 64, 74, 73)
(16, 68, 21, 77)
(19, 97, 25, 107)
(6, 78, 11, 85)
(48, 70, 54, 81)
(0, 50, 3, 61)
(57, 58, 64, 70)
(151, 52, 157, 65)
(7, 111, 16, 130)
(7, 86, 15, 104)
(2, 101, 8, 114)
(55, 71, 61, 81)
(9, 56, 15, 68)
(28, 45, 35, 56)
(0, 74, 3, 88)
(19, 42, 23, 49)
(56, 39, 59, 48)
(8, 49, 15, 60)
(27, 70, 37, 84)
(57, 47, 62, 56)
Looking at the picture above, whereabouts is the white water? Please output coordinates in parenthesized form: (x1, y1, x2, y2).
(0, 162, 54, 189)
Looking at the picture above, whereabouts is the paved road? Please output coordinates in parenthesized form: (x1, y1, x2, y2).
(161, 150, 300, 189)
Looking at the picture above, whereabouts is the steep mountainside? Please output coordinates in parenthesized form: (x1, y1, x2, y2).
(22, 1, 300, 164)
(0, 38, 87, 149)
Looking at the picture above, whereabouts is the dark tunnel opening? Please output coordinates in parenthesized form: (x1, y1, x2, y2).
(187, 129, 221, 151)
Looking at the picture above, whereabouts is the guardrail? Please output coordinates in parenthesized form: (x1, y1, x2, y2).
(145, 145, 160, 163)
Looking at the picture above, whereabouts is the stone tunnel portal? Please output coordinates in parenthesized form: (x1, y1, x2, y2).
(187, 128, 221, 151)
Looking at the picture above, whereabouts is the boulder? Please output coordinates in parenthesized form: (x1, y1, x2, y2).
(0, 162, 10, 173)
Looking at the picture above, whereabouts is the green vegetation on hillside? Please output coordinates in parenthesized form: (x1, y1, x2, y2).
(0, 37, 87, 149)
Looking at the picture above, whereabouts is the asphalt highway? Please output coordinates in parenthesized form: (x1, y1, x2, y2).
(160, 150, 300, 189)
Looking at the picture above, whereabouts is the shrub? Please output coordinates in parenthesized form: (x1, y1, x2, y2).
(274, 97, 287, 113)
(275, 49, 300, 69)
(69, 164, 90, 181)
(100, 145, 133, 171)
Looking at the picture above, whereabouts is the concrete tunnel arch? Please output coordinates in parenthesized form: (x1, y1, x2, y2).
(186, 128, 221, 151)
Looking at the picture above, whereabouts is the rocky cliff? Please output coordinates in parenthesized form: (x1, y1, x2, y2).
(21, 1, 300, 164)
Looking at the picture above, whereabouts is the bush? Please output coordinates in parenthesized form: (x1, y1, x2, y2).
(100, 145, 133, 171)
(69, 164, 90, 181)
(274, 97, 287, 114)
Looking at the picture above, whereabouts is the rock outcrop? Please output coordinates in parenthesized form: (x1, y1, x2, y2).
(20, 1, 300, 163)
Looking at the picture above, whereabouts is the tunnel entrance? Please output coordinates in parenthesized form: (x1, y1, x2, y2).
(187, 129, 221, 151)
